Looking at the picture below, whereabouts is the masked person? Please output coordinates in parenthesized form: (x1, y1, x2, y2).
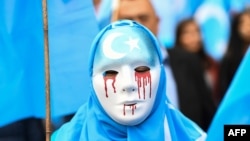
(110, 0, 216, 131)
(51, 20, 206, 141)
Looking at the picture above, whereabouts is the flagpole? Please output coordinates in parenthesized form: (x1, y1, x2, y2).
(42, 0, 51, 141)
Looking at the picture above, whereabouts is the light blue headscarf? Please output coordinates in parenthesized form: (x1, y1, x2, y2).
(52, 20, 206, 141)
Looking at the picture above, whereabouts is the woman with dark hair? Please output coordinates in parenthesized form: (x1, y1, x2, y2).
(174, 18, 220, 105)
(218, 9, 250, 102)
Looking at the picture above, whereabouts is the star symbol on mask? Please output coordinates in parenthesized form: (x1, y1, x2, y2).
(125, 37, 140, 51)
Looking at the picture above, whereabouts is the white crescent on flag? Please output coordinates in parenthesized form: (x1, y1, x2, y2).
(102, 32, 127, 59)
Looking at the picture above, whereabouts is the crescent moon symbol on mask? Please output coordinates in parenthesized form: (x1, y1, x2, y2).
(102, 32, 126, 59)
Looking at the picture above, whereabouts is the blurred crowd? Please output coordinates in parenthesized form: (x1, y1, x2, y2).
(0, 0, 250, 140)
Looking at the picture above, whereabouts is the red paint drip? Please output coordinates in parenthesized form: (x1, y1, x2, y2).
(130, 105, 136, 115)
(123, 104, 137, 116)
(103, 76, 116, 97)
(135, 71, 151, 99)
(123, 104, 126, 115)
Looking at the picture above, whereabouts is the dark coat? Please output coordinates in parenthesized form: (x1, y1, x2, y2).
(166, 47, 216, 131)
(0, 118, 45, 141)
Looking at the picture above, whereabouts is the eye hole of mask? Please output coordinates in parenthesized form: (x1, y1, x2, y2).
(135, 66, 150, 73)
(103, 70, 118, 77)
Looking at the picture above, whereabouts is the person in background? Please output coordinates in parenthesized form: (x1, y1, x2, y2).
(112, 0, 216, 131)
(174, 18, 220, 105)
(51, 19, 206, 141)
(218, 9, 250, 103)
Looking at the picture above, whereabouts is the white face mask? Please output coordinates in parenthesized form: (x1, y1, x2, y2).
(92, 29, 161, 125)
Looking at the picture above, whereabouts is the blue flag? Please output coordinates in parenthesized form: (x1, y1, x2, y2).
(206, 47, 250, 141)
(229, 0, 250, 13)
(0, 0, 45, 127)
(194, 0, 230, 61)
(0, 0, 99, 127)
(48, 0, 99, 117)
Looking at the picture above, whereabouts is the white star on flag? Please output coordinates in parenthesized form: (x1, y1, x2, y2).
(125, 37, 140, 51)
